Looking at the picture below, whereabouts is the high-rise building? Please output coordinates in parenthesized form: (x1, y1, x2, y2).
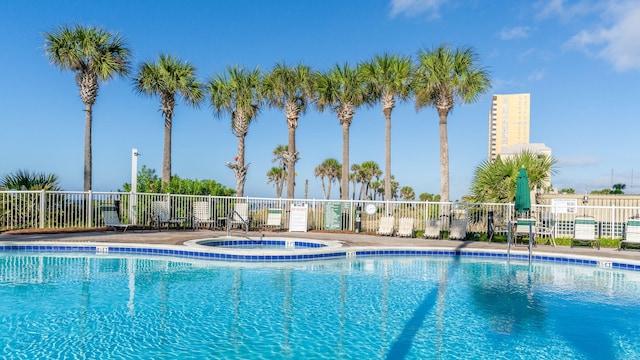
(488, 93, 530, 161)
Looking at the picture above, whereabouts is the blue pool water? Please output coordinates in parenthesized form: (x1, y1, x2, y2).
(0, 253, 639, 359)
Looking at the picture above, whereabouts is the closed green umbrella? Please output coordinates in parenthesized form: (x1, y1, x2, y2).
(515, 167, 531, 213)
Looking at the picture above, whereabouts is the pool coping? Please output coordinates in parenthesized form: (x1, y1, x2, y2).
(1, 238, 640, 271)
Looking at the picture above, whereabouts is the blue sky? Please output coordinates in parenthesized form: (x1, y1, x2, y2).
(2, 0, 640, 199)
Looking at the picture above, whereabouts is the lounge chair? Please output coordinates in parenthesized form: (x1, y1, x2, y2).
(424, 219, 440, 239)
(101, 207, 132, 232)
(397, 217, 414, 237)
(449, 219, 467, 240)
(262, 208, 283, 231)
(193, 201, 216, 230)
(228, 202, 250, 232)
(571, 216, 599, 250)
(621, 218, 640, 250)
(152, 201, 186, 231)
(377, 216, 395, 236)
(514, 218, 536, 246)
(535, 214, 556, 247)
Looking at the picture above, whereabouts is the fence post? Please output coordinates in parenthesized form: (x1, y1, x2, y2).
(87, 191, 93, 228)
(39, 190, 46, 229)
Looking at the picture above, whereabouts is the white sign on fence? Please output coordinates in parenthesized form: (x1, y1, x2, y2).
(551, 198, 578, 214)
(289, 203, 308, 232)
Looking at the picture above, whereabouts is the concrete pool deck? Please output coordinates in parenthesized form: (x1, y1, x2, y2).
(2, 229, 640, 263)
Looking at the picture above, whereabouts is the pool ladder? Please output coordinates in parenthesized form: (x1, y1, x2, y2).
(507, 221, 534, 263)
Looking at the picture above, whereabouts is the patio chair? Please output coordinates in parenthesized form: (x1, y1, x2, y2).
(514, 218, 536, 246)
(424, 219, 440, 239)
(620, 218, 640, 250)
(152, 201, 186, 231)
(193, 201, 216, 230)
(228, 202, 250, 232)
(571, 216, 599, 250)
(377, 216, 395, 236)
(262, 208, 283, 231)
(397, 217, 414, 238)
(101, 207, 132, 232)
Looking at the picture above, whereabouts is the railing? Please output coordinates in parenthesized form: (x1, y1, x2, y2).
(2, 190, 640, 240)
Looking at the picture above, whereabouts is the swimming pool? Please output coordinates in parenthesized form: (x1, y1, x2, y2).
(0, 251, 639, 359)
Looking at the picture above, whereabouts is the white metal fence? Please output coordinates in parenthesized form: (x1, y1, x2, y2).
(1, 190, 639, 239)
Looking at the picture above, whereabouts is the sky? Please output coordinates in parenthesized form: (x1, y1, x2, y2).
(1, 0, 640, 199)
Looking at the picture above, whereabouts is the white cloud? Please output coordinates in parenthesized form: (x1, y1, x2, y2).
(499, 26, 530, 40)
(528, 68, 546, 81)
(555, 156, 600, 167)
(390, 0, 447, 18)
(543, 0, 640, 71)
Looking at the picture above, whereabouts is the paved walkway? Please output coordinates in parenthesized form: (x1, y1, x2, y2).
(2, 229, 640, 263)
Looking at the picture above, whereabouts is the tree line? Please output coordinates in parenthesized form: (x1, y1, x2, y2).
(42, 24, 492, 201)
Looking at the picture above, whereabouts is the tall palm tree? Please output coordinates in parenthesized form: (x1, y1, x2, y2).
(263, 63, 314, 199)
(43, 24, 131, 191)
(208, 66, 262, 197)
(415, 44, 491, 202)
(361, 53, 413, 201)
(315, 63, 370, 200)
(133, 54, 203, 185)
(314, 158, 341, 200)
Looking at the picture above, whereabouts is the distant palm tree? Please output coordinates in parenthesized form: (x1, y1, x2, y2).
(399, 186, 415, 201)
(314, 158, 341, 200)
(133, 54, 204, 185)
(415, 44, 491, 202)
(271, 145, 288, 196)
(315, 63, 370, 200)
(1, 170, 61, 191)
(263, 63, 315, 199)
(358, 161, 382, 200)
(361, 53, 413, 201)
(44, 24, 131, 191)
(208, 66, 262, 197)
(266, 167, 286, 198)
(350, 163, 362, 200)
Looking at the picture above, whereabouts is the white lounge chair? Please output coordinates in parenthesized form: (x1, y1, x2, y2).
(397, 217, 414, 237)
(193, 201, 216, 230)
(424, 219, 440, 239)
(572, 216, 599, 250)
(152, 201, 186, 231)
(102, 207, 132, 232)
(228, 202, 250, 232)
(449, 219, 467, 240)
(262, 208, 282, 231)
(621, 219, 640, 250)
(514, 218, 536, 245)
(377, 216, 395, 236)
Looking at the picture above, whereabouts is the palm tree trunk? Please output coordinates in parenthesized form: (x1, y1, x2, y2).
(341, 122, 350, 201)
(83, 103, 92, 192)
(438, 109, 450, 202)
(384, 108, 392, 201)
(237, 135, 246, 197)
(162, 112, 172, 185)
(286, 125, 296, 199)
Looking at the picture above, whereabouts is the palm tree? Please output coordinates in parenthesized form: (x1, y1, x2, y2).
(266, 167, 286, 198)
(208, 66, 262, 197)
(415, 44, 491, 202)
(1, 170, 61, 191)
(133, 54, 204, 185)
(271, 145, 288, 196)
(361, 53, 413, 201)
(399, 186, 415, 201)
(469, 150, 557, 203)
(350, 163, 362, 200)
(263, 63, 314, 199)
(43, 24, 131, 191)
(358, 161, 382, 200)
(315, 63, 370, 200)
(314, 158, 341, 200)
